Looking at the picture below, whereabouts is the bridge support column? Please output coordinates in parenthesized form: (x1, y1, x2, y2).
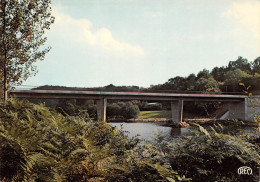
(228, 97, 260, 121)
(246, 97, 260, 121)
(228, 99, 246, 121)
(96, 98, 107, 121)
(171, 99, 183, 122)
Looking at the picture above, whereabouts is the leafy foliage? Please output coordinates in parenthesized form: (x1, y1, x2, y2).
(0, 0, 54, 101)
(169, 124, 260, 182)
(252, 57, 260, 74)
(0, 99, 182, 181)
(1, 99, 259, 181)
(223, 69, 251, 92)
(54, 99, 140, 120)
(149, 56, 260, 94)
(107, 101, 140, 120)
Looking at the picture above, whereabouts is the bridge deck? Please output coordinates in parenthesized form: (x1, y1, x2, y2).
(9, 90, 247, 102)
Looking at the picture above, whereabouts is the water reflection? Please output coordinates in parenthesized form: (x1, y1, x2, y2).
(109, 122, 259, 141)
(170, 128, 181, 137)
(109, 122, 192, 140)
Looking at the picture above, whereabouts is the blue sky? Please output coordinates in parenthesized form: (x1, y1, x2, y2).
(22, 0, 260, 88)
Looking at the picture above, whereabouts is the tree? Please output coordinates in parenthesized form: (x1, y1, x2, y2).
(227, 56, 251, 73)
(107, 101, 140, 119)
(196, 69, 211, 80)
(185, 73, 196, 91)
(251, 74, 260, 94)
(222, 69, 251, 92)
(211, 66, 227, 82)
(0, 0, 54, 102)
(167, 76, 186, 91)
(194, 77, 220, 93)
(252, 57, 260, 74)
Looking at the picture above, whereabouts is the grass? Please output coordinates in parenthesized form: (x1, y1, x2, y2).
(138, 110, 172, 119)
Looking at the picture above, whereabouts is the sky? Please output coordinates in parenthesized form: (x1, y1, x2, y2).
(22, 0, 260, 89)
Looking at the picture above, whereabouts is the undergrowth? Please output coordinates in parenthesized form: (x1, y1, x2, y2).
(0, 99, 186, 181)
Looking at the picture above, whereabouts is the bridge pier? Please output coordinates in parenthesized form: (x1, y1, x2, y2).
(171, 99, 183, 122)
(227, 99, 246, 121)
(246, 97, 260, 121)
(96, 98, 107, 121)
(226, 97, 260, 121)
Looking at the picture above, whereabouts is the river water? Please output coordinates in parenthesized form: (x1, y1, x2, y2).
(109, 122, 258, 141)
(109, 122, 192, 140)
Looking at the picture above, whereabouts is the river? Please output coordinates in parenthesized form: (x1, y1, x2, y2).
(109, 122, 192, 140)
(109, 122, 258, 141)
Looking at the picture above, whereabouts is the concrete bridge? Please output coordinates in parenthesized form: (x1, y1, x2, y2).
(9, 90, 260, 122)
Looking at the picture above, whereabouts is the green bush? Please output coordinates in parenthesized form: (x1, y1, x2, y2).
(55, 99, 139, 120)
(121, 102, 140, 119)
(3, 99, 258, 181)
(107, 101, 140, 119)
(55, 99, 90, 119)
(169, 124, 260, 182)
(0, 99, 181, 181)
(107, 102, 121, 118)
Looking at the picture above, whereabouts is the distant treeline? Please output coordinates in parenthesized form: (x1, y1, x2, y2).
(150, 56, 260, 94)
(33, 84, 143, 92)
(35, 56, 260, 94)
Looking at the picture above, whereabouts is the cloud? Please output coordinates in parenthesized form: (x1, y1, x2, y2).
(222, 1, 260, 38)
(50, 6, 145, 56)
(96, 28, 144, 55)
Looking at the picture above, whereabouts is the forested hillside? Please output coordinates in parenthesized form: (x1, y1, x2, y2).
(149, 56, 260, 94)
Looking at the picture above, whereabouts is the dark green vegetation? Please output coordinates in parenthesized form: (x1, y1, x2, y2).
(169, 124, 260, 182)
(53, 99, 141, 120)
(34, 84, 143, 92)
(1, 99, 260, 181)
(0, 0, 54, 102)
(107, 102, 140, 120)
(0, 99, 187, 181)
(150, 56, 260, 94)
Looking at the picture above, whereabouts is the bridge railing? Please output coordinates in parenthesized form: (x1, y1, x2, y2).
(12, 85, 246, 95)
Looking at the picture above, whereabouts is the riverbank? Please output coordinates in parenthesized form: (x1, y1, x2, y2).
(108, 118, 190, 128)
(108, 117, 259, 128)
(185, 118, 259, 127)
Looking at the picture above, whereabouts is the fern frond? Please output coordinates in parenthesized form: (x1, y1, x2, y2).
(192, 123, 212, 139)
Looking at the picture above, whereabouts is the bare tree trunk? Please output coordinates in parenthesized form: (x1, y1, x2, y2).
(1, 0, 7, 102)
(3, 55, 7, 103)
